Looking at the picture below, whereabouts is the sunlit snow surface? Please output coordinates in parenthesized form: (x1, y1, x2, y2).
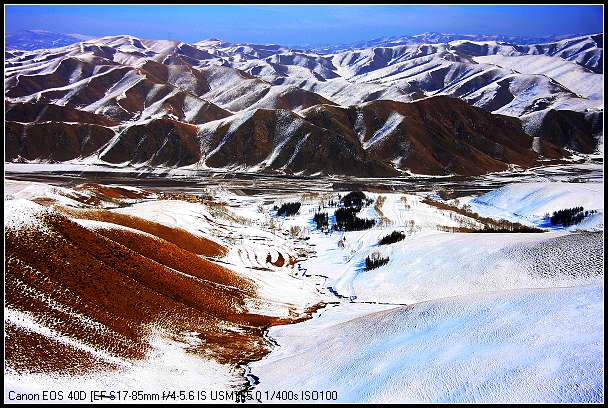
(466, 182, 604, 231)
(248, 180, 603, 403)
(3, 174, 604, 403)
(252, 284, 603, 403)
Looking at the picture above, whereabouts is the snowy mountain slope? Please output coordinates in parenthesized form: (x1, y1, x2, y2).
(465, 182, 604, 229)
(252, 284, 603, 403)
(197, 64, 336, 112)
(190, 34, 602, 115)
(243, 182, 603, 403)
(337, 230, 602, 304)
(326, 39, 602, 116)
(6, 33, 601, 116)
(271, 188, 603, 306)
(449, 34, 603, 74)
(4, 180, 322, 388)
(4, 32, 603, 175)
(4, 176, 604, 402)
(473, 54, 602, 100)
(5, 332, 244, 398)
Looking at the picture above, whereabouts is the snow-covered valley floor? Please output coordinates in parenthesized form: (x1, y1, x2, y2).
(4, 169, 604, 403)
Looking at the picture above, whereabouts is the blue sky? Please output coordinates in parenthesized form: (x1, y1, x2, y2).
(5, 5, 603, 46)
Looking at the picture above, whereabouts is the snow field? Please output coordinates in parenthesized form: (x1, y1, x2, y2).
(248, 184, 603, 403)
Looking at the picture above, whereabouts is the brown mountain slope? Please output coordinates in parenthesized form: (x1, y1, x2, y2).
(200, 108, 397, 177)
(141, 91, 232, 124)
(5, 56, 117, 98)
(301, 96, 565, 175)
(5, 57, 229, 125)
(100, 118, 201, 167)
(4, 39, 570, 177)
(5, 96, 566, 176)
(198, 65, 338, 112)
(5, 101, 118, 126)
(5, 199, 295, 374)
(138, 60, 211, 95)
(524, 109, 601, 154)
(6, 120, 115, 162)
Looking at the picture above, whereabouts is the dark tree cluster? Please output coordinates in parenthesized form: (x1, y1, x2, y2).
(378, 230, 406, 245)
(365, 252, 390, 271)
(275, 202, 302, 216)
(315, 199, 338, 214)
(477, 225, 543, 233)
(437, 222, 543, 233)
(334, 207, 375, 231)
(313, 212, 329, 230)
(422, 197, 545, 233)
(341, 191, 372, 210)
(320, 199, 338, 209)
(550, 207, 595, 227)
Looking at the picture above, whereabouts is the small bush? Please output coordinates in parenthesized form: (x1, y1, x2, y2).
(478, 225, 543, 233)
(422, 197, 543, 233)
(437, 190, 452, 200)
(276, 202, 301, 216)
(365, 252, 389, 271)
(378, 230, 406, 245)
(437, 224, 542, 233)
(289, 225, 301, 238)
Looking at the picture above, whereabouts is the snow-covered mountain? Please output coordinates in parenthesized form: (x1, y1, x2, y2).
(4, 32, 603, 176)
(5, 29, 94, 51)
(312, 32, 592, 53)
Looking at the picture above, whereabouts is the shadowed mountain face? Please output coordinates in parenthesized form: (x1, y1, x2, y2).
(6, 101, 118, 126)
(522, 110, 602, 154)
(5, 96, 565, 176)
(6, 121, 115, 162)
(199, 108, 397, 177)
(301, 97, 564, 175)
(4, 33, 602, 176)
(100, 118, 202, 167)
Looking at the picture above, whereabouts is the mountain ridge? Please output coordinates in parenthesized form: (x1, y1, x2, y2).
(4, 32, 602, 176)
(7, 29, 600, 53)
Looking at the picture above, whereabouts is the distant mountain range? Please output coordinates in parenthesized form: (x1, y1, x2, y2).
(309, 32, 595, 52)
(4, 31, 603, 176)
(5, 29, 598, 53)
(5, 30, 94, 51)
